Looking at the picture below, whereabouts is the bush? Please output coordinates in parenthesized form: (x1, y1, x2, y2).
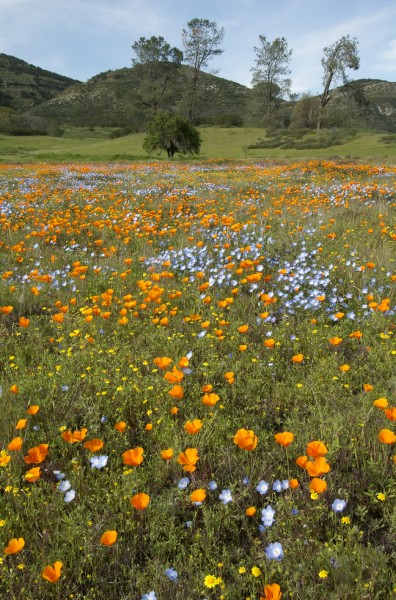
(143, 112, 201, 157)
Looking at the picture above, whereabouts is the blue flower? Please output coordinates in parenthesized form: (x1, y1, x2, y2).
(272, 480, 282, 492)
(165, 567, 178, 581)
(64, 489, 76, 503)
(331, 499, 347, 512)
(177, 477, 190, 490)
(265, 542, 284, 561)
(208, 480, 217, 491)
(219, 489, 233, 504)
(261, 505, 275, 527)
(58, 480, 71, 493)
(141, 592, 157, 600)
(90, 455, 108, 469)
(256, 480, 269, 495)
(243, 477, 249, 486)
(53, 470, 66, 480)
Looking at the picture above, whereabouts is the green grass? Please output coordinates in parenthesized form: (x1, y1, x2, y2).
(0, 160, 395, 599)
(0, 127, 395, 162)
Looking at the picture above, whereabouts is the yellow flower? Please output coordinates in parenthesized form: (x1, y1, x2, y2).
(376, 492, 386, 501)
(310, 491, 319, 500)
(341, 516, 351, 524)
(251, 566, 261, 577)
(204, 574, 221, 588)
(239, 566, 246, 574)
(318, 570, 328, 578)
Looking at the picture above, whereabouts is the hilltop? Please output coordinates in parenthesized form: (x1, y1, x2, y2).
(0, 53, 80, 112)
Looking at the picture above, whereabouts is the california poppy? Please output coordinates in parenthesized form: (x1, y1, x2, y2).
(130, 492, 150, 510)
(260, 583, 282, 600)
(184, 419, 203, 435)
(309, 478, 327, 493)
(378, 429, 396, 444)
(233, 428, 258, 451)
(274, 432, 294, 447)
(306, 440, 328, 457)
(190, 489, 206, 503)
(305, 456, 331, 477)
(177, 448, 199, 472)
(24, 444, 48, 464)
(292, 353, 304, 363)
(24, 466, 41, 482)
(202, 393, 220, 407)
(84, 439, 104, 452)
(168, 385, 184, 399)
(114, 421, 127, 433)
(122, 447, 144, 466)
(160, 448, 173, 460)
(7, 437, 23, 451)
(100, 531, 117, 546)
(4, 537, 25, 555)
(42, 561, 63, 583)
(26, 405, 40, 415)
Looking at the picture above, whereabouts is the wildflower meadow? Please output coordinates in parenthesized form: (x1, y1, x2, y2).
(0, 159, 395, 599)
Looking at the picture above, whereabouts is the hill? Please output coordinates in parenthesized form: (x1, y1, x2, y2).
(31, 64, 249, 129)
(0, 54, 80, 112)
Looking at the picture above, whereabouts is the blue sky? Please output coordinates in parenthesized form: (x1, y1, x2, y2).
(1, 0, 395, 93)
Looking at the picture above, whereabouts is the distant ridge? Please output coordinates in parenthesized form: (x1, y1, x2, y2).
(0, 53, 80, 112)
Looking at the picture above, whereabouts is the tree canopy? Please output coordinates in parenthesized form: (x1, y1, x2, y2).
(143, 112, 201, 157)
(182, 18, 224, 120)
(131, 36, 183, 114)
(251, 36, 292, 98)
(318, 35, 360, 129)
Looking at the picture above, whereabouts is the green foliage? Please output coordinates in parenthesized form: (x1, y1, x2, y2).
(143, 112, 201, 157)
(251, 35, 292, 97)
(248, 127, 354, 149)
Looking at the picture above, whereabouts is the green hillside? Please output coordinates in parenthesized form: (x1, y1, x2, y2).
(0, 53, 80, 111)
(31, 64, 248, 129)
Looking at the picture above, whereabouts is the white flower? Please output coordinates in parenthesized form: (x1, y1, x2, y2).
(58, 480, 71, 493)
(90, 455, 108, 469)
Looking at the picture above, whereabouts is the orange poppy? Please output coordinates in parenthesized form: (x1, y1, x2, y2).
(274, 431, 294, 447)
(245, 506, 256, 516)
(18, 317, 30, 328)
(238, 325, 249, 333)
(292, 353, 304, 363)
(61, 428, 88, 443)
(0, 452, 11, 467)
(15, 419, 27, 430)
(24, 467, 41, 482)
(122, 447, 144, 466)
(114, 421, 127, 433)
(130, 492, 150, 510)
(42, 561, 63, 583)
(26, 405, 40, 415)
(160, 448, 173, 460)
(264, 338, 275, 348)
(233, 428, 258, 451)
(202, 393, 220, 407)
(184, 419, 203, 435)
(100, 531, 117, 546)
(309, 478, 327, 493)
(329, 337, 343, 346)
(153, 356, 173, 370)
(378, 429, 396, 444)
(168, 385, 184, 399)
(84, 439, 104, 452)
(295, 455, 308, 469)
(9, 384, 19, 394)
(177, 448, 199, 472)
(289, 478, 299, 489)
(305, 457, 331, 477)
(164, 366, 184, 383)
(373, 398, 388, 409)
(260, 583, 282, 600)
(7, 437, 23, 451)
(190, 489, 206, 503)
(24, 443, 48, 464)
(339, 364, 350, 372)
(384, 407, 396, 422)
(4, 537, 25, 555)
(306, 441, 328, 457)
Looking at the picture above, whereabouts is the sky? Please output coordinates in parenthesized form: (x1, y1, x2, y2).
(1, 0, 395, 94)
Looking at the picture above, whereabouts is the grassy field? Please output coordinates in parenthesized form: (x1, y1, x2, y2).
(0, 159, 395, 600)
(0, 127, 395, 162)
